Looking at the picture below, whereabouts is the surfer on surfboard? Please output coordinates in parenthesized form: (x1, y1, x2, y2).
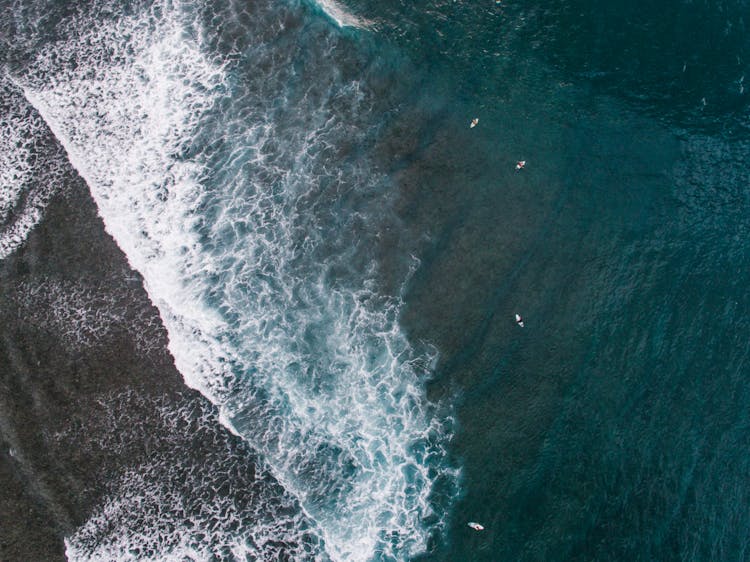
(515, 160, 526, 171)
(470, 117, 479, 128)
(515, 313, 524, 327)
(468, 522, 485, 531)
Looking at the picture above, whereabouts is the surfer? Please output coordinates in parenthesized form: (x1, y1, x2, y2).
(468, 522, 484, 531)
(470, 117, 479, 128)
(515, 160, 526, 171)
(515, 313, 524, 327)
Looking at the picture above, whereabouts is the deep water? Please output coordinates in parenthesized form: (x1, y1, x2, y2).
(363, 0, 750, 560)
(2, 0, 750, 560)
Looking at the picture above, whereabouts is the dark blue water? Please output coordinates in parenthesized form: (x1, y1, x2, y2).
(3, 0, 750, 560)
(357, 1, 750, 559)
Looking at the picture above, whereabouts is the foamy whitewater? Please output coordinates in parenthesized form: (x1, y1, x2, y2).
(5, 0, 457, 560)
(313, 0, 372, 29)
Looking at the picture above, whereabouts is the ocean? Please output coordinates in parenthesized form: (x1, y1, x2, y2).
(1, 0, 749, 560)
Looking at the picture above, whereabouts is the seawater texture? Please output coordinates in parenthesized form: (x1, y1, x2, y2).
(6, 0, 457, 560)
(0, 78, 68, 259)
(62, 393, 327, 561)
(13, 275, 164, 354)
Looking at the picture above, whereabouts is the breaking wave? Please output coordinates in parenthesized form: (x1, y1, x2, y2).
(8, 0, 458, 559)
(311, 0, 372, 29)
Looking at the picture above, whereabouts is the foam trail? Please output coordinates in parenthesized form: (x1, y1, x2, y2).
(10, 0, 457, 559)
(312, 0, 372, 28)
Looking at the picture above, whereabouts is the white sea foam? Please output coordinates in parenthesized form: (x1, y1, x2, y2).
(0, 79, 65, 260)
(313, 0, 373, 29)
(62, 393, 328, 561)
(14, 276, 164, 355)
(12, 0, 457, 559)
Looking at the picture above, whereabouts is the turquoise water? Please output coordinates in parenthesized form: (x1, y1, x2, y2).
(3, 0, 750, 559)
(368, 1, 750, 560)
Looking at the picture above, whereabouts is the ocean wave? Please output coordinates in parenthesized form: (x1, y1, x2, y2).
(9, 0, 457, 559)
(311, 0, 373, 29)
